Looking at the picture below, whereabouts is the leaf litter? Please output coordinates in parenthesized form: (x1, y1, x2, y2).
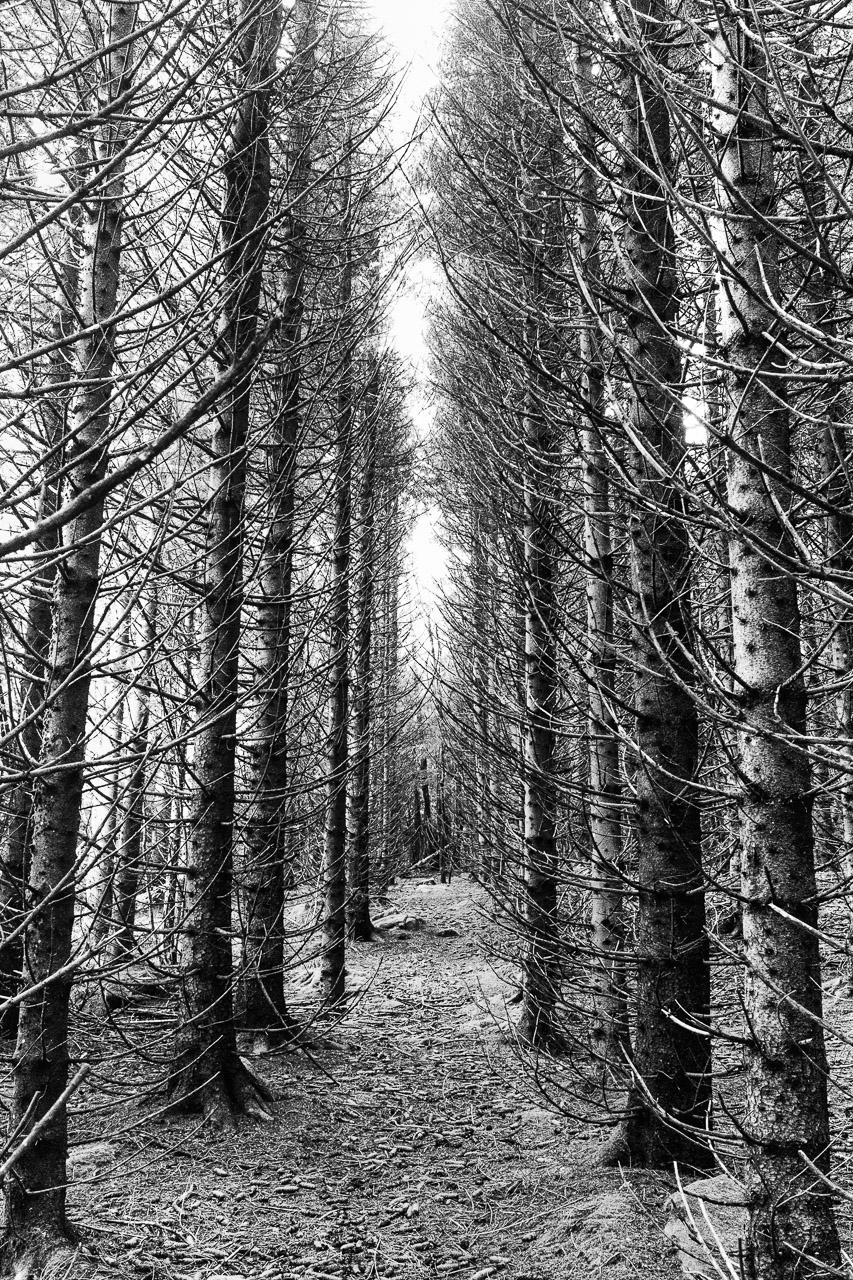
(62, 877, 684, 1280)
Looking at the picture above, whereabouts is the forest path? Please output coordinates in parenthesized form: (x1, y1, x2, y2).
(71, 877, 683, 1280)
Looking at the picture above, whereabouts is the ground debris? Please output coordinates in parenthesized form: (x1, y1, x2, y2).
(66, 878, 685, 1280)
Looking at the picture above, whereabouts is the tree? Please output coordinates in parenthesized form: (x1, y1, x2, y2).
(167, 0, 282, 1123)
(2, 0, 141, 1261)
(710, 3, 841, 1268)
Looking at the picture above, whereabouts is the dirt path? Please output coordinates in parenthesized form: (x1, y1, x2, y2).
(70, 877, 683, 1280)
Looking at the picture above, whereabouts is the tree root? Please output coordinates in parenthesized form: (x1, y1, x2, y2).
(166, 1050, 274, 1127)
(0, 1230, 82, 1280)
(596, 1124, 633, 1167)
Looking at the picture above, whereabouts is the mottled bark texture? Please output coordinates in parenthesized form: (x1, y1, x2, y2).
(167, 0, 281, 1124)
(346, 361, 380, 941)
(711, 13, 841, 1275)
(2, 3, 137, 1262)
(605, 0, 712, 1167)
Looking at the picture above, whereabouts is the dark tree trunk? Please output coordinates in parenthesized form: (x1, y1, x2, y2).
(2, 6, 138, 1262)
(320, 163, 354, 1006)
(0, 214, 77, 1035)
(168, 0, 281, 1124)
(346, 360, 380, 942)
(239, 0, 314, 1038)
(110, 594, 156, 962)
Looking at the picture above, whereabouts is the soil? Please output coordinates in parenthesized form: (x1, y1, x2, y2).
(40, 878, 685, 1280)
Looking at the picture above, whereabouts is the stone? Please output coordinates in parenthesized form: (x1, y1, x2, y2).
(664, 1175, 748, 1278)
(373, 913, 408, 930)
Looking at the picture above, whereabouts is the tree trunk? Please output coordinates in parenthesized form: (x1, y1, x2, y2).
(0, 199, 81, 1034)
(167, 0, 281, 1124)
(320, 167, 354, 1006)
(90, 623, 131, 951)
(572, 26, 627, 1070)
(1, 2, 138, 1260)
(110, 594, 156, 962)
(239, 0, 314, 1038)
(605, 0, 712, 1167)
(346, 360, 380, 941)
(518, 324, 561, 1051)
(711, 16, 841, 1274)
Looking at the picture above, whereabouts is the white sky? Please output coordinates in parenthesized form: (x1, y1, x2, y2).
(369, 0, 450, 622)
(368, 0, 449, 106)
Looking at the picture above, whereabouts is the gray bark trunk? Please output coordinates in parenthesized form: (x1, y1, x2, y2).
(711, 18, 841, 1274)
(607, 0, 712, 1167)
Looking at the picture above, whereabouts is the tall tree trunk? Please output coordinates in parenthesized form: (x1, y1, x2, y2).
(0, 237, 74, 1031)
(239, 0, 314, 1040)
(346, 360, 379, 941)
(162, 746, 186, 966)
(605, 0, 712, 1167)
(519, 322, 561, 1051)
(572, 25, 627, 1069)
(320, 166, 354, 1006)
(376, 508, 398, 881)
(167, 0, 281, 1123)
(419, 753, 433, 869)
(90, 622, 130, 950)
(472, 536, 494, 884)
(1, 2, 138, 1260)
(711, 14, 840, 1273)
(110, 593, 156, 962)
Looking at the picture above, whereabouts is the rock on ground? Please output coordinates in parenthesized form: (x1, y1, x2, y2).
(665, 1175, 748, 1278)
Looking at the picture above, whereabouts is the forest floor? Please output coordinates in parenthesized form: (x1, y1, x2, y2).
(59, 877, 685, 1280)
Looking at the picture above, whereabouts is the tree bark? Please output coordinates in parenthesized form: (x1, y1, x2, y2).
(711, 14, 841, 1273)
(0, 241, 73, 1032)
(518, 324, 561, 1051)
(239, 0, 314, 1038)
(320, 165, 354, 1006)
(346, 360, 380, 941)
(2, 1, 137, 1259)
(605, 0, 712, 1167)
(167, 0, 281, 1124)
(109, 593, 156, 962)
(572, 24, 628, 1069)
